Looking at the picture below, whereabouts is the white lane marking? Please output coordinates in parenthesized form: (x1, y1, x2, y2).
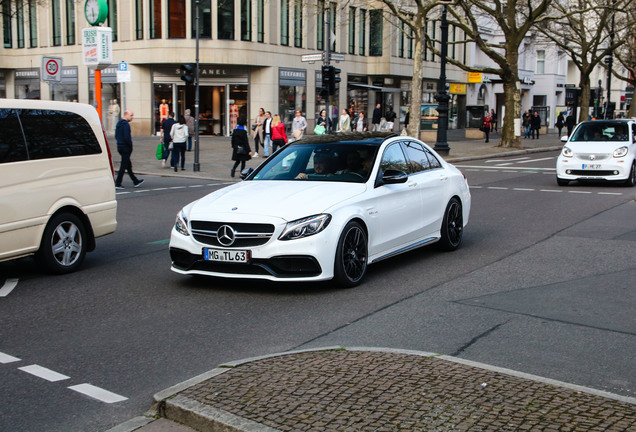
(169, 186, 187, 190)
(456, 165, 556, 171)
(495, 162, 514, 166)
(19, 365, 70, 382)
(513, 188, 535, 191)
(517, 157, 555, 163)
(486, 157, 531, 163)
(488, 187, 508, 190)
(188, 185, 205, 188)
(68, 384, 128, 403)
(568, 191, 593, 194)
(0, 278, 19, 297)
(598, 192, 624, 195)
(540, 189, 563, 193)
(0, 352, 21, 363)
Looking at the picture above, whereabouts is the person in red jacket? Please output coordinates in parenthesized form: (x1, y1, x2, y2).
(271, 114, 287, 153)
(482, 112, 492, 143)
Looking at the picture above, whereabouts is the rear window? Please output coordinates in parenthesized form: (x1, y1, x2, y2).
(0, 108, 102, 164)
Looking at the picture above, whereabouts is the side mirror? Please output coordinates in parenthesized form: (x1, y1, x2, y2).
(560, 136, 568, 142)
(376, 169, 408, 187)
(240, 167, 254, 180)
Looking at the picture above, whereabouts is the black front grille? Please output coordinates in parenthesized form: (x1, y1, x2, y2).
(569, 170, 616, 176)
(190, 221, 275, 247)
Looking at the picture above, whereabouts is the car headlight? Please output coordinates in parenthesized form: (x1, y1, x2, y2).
(561, 146, 573, 157)
(613, 146, 628, 158)
(174, 210, 190, 236)
(279, 214, 332, 241)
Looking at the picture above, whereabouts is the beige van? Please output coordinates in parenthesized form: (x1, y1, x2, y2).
(0, 99, 117, 273)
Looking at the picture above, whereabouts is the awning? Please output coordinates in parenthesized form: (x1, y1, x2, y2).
(349, 83, 401, 92)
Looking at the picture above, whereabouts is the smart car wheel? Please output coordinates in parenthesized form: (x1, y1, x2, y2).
(37, 212, 87, 274)
(625, 163, 636, 187)
(334, 221, 368, 288)
(557, 177, 570, 186)
(438, 197, 463, 251)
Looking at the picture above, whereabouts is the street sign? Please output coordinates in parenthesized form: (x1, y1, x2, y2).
(42, 57, 62, 82)
(301, 53, 323, 62)
(329, 53, 345, 62)
(82, 27, 112, 70)
(117, 61, 130, 82)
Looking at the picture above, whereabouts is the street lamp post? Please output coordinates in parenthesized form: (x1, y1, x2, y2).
(434, 1, 451, 156)
(193, 0, 201, 171)
(604, 0, 616, 119)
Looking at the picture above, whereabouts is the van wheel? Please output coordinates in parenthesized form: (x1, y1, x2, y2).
(37, 213, 87, 274)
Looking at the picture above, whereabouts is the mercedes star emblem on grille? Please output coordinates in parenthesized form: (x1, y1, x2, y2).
(589, 155, 596, 161)
(217, 225, 236, 246)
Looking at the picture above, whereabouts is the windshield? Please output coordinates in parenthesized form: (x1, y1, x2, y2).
(570, 122, 629, 142)
(250, 143, 378, 183)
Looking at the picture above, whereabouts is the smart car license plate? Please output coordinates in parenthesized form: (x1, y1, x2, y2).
(582, 164, 601, 169)
(204, 248, 250, 263)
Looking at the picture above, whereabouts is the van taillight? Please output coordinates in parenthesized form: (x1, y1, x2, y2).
(101, 123, 115, 179)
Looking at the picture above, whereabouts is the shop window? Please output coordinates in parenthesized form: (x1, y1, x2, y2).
(150, 0, 162, 39)
(241, 0, 251, 41)
(3, 2, 11, 48)
(52, 0, 61, 46)
(257, 0, 264, 42)
(369, 9, 382, 56)
(191, 0, 211, 39)
(348, 7, 355, 55)
(358, 9, 365, 55)
(218, 0, 234, 40)
(169, 0, 186, 38)
(279, 86, 306, 132)
(280, 0, 288, 46)
(107, 0, 117, 41)
(317, 0, 324, 50)
(28, 0, 37, 47)
(293, 1, 301, 47)
(65, 0, 75, 45)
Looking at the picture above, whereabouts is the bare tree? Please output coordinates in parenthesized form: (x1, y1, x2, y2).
(534, 0, 630, 122)
(609, 2, 636, 117)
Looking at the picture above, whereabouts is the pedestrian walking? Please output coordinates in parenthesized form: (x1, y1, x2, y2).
(184, 109, 195, 151)
(114, 110, 144, 189)
(491, 109, 498, 132)
(262, 111, 273, 157)
(291, 110, 307, 141)
(565, 111, 576, 136)
(252, 108, 265, 158)
(372, 103, 382, 131)
(230, 116, 251, 177)
(271, 114, 287, 153)
(161, 112, 176, 168)
(316, 109, 331, 134)
(170, 116, 189, 172)
(531, 111, 541, 139)
(354, 111, 369, 132)
(385, 106, 397, 131)
(556, 112, 565, 137)
(482, 112, 492, 143)
(522, 111, 531, 138)
(337, 108, 351, 132)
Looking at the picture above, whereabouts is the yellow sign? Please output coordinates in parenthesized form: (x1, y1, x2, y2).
(468, 72, 482, 83)
(449, 83, 467, 94)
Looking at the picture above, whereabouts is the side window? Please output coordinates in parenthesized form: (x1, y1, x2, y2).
(380, 143, 409, 173)
(401, 141, 430, 173)
(425, 148, 442, 169)
(19, 110, 102, 160)
(0, 109, 29, 163)
(631, 123, 635, 142)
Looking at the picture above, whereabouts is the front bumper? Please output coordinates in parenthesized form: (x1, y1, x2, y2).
(556, 157, 631, 181)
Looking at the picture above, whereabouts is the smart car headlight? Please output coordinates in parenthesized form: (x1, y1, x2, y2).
(613, 146, 628, 158)
(175, 210, 190, 236)
(561, 146, 573, 157)
(279, 214, 332, 241)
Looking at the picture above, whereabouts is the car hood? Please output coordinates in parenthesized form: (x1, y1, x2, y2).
(565, 141, 628, 153)
(188, 181, 367, 222)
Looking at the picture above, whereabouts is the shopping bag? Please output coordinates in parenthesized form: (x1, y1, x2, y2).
(314, 124, 326, 135)
(156, 142, 165, 160)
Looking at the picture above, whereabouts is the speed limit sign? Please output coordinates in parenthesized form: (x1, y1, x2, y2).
(42, 56, 63, 82)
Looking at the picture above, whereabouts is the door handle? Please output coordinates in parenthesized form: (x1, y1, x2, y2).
(440, 175, 448, 182)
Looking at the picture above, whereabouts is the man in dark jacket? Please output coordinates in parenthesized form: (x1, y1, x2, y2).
(115, 110, 143, 189)
(565, 112, 576, 136)
(531, 111, 542, 139)
(161, 112, 176, 167)
(372, 103, 382, 131)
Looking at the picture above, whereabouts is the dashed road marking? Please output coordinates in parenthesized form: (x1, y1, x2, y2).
(19, 365, 70, 382)
(0, 352, 21, 363)
(68, 383, 128, 403)
(0, 278, 19, 297)
(469, 185, 623, 196)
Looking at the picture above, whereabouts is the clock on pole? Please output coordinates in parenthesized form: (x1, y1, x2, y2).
(85, 0, 108, 26)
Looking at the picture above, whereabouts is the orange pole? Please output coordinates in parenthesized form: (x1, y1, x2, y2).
(95, 69, 103, 121)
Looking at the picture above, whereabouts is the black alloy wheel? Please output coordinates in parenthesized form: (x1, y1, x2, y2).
(334, 221, 368, 288)
(438, 197, 463, 251)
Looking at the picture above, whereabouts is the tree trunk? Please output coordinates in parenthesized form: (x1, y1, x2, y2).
(499, 76, 522, 148)
(407, 27, 424, 138)
(578, 75, 591, 123)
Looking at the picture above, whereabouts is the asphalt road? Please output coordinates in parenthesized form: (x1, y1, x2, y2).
(0, 150, 634, 431)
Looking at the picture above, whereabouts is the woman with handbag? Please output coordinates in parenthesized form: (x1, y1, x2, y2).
(170, 116, 189, 172)
(231, 116, 252, 177)
(271, 114, 287, 153)
(315, 109, 330, 135)
(291, 110, 307, 141)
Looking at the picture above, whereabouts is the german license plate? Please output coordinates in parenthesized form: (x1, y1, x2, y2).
(582, 164, 601, 169)
(204, 248, 250, 263)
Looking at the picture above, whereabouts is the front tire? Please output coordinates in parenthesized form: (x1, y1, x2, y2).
(37, 212, 87, 274)
(438, 197, 463, 251)
(624, 163, 635, 187)
(334, 221, 368, 288)
(557, 177, 570, 186)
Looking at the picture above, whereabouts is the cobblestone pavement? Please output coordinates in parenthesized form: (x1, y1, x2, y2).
(146, 349, 635, 432)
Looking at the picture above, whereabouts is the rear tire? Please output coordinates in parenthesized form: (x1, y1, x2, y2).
(438, 197, 463, 251)
(37, 212, 87, 274)
(333, 221, 368, 288)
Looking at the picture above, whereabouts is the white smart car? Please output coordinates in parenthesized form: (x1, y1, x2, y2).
(169, 133, 471, 287)
(556, 119, 636, 187)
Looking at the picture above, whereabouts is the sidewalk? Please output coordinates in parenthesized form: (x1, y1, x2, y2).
(111, 347, 636, 432)
(104, 132, 636, 432)
(111, 130, 563, 183)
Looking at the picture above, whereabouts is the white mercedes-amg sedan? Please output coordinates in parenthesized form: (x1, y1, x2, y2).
(169, 132, 471, 287)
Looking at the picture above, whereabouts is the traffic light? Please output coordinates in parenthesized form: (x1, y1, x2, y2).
(180, 64, 195, 85)
(328, 66, 341, 95)
(321, 65, 331, 96)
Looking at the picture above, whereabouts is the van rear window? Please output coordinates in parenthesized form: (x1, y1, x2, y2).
(0, 109, 102, 163)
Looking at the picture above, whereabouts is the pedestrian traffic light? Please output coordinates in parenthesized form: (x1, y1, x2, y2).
(328, 66, 341, 95)
(321, 65, 331, 96)
(180, 64, 195, 85)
